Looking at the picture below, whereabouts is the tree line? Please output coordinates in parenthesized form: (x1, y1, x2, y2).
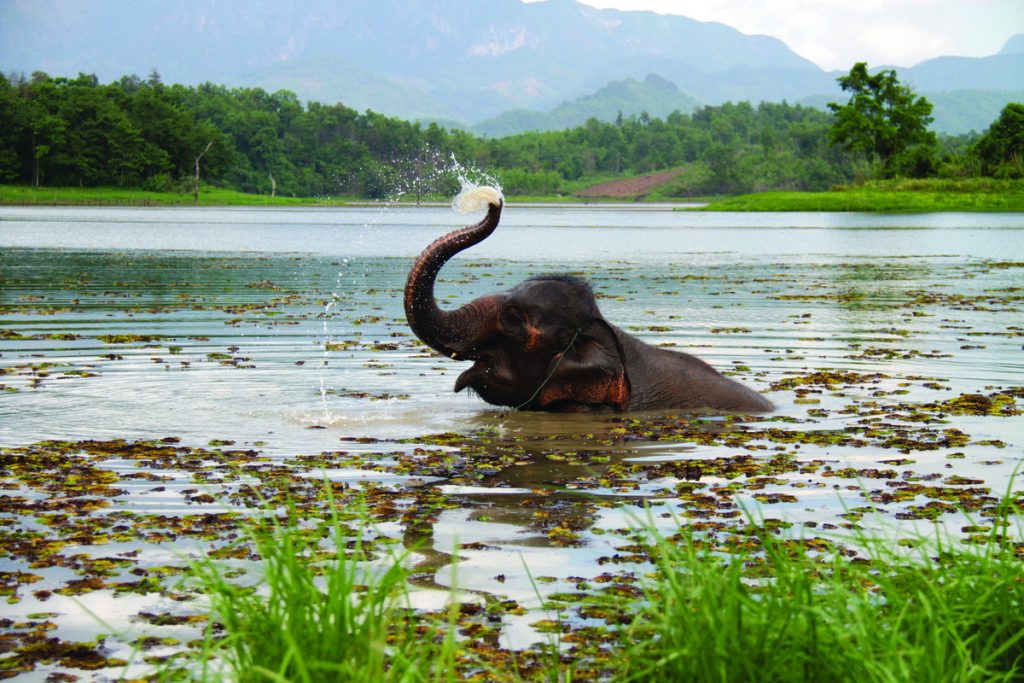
(0, 68, 1020, 199)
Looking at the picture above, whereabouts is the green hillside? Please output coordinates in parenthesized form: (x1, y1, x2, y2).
(475, 74, 700, 137)
(1, 69, 1017, 203)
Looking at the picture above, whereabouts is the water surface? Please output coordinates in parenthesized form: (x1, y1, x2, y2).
(1, 205, 1022, 677)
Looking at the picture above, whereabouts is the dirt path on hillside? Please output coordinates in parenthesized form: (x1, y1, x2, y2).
(575, 168, 683, 198)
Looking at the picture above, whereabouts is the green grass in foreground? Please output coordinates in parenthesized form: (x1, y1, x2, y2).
(625, 513, 1024, 682)
(701, 178, 1024, 212)
(187, 501, 461, 682)
(179, 493, 1024, 682)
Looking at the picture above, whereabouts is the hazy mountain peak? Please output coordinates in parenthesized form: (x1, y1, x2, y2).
(0, 0, 1018, 134)
(472, 71, 699, 137)
(0, 0, 815, 117)
(641, 73, 677, 91)
(999, 34, 1024, 55)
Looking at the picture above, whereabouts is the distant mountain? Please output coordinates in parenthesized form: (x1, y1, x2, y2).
(898, 53, 1024, 92)
(801, 87, 1024, 136)
(0, 0, 816, 123)
(880, 52, 1024, 134)
(926, 90, 1024, 134)
(999, 34, 1024, 55)
(474, 74, 699, 136)
(0, 0, 1020, 135)
(240, 56, 442, 121)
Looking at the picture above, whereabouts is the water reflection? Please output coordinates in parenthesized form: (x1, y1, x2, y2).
(2, 205, 1023, 259)
(1, 206, 1022, 662)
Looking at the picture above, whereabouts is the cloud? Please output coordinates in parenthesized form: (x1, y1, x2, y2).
(573, 0, 1024, 70)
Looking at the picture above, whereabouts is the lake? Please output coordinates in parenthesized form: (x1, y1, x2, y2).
(1, 204, 1023, 678)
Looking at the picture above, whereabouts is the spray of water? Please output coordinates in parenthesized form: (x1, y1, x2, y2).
(319, 299, 337, 422)
(452, 183, 503, 214)
(316, 274, 344, 425)
(338, 146, 502, 207)
(315, 150, 501, 425)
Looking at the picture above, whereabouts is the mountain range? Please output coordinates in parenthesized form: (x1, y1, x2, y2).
(1, 0, 1021, 135)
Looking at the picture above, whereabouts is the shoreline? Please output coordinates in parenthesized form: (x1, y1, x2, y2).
(2, 182, 1022, 213)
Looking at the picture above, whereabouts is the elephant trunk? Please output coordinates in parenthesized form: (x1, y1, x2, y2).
(404, 199, 504, 359)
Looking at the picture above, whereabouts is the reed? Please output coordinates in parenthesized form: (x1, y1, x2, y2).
(182, 492, 1023, 681)
(621, 505, 1024, 682)
(186, 501, 459, 683)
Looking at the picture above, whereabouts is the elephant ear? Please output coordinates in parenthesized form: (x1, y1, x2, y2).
(537, 319, 630, 411)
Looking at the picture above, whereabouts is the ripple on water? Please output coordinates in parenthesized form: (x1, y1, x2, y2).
(1, 209, 1022, 677)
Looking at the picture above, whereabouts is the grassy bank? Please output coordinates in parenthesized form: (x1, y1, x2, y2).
(0, 182, 625, 207)
(0, 184, 348, 207)
(4, 178, 1024, 212)
(179, 497, 1024, 682)
(701, 178, 1024, 212)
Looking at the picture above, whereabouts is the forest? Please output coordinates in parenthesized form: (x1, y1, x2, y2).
(0, 70, 1020, 199)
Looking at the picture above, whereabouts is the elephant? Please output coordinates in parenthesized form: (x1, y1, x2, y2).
(403, 193, 772, 414)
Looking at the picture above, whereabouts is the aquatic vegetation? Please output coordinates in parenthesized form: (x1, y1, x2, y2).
(163, 490, 1023, 681)
(0, 413, 1019, 678)
(623, 509, 1024, 683)
(185, 501, 460, 683)
(0, 629, 128, 677)
(96, 334, 165, 344)
(2, 230, 1023, 679)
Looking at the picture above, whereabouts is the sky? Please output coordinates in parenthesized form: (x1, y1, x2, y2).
(568, 0, 1024, 71)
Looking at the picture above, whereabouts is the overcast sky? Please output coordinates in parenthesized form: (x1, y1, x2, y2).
(568, 0, 1024, 71)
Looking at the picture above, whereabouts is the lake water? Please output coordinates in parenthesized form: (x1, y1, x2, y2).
(2, 205, 1023, 446)
(1, 204, 1023, 677)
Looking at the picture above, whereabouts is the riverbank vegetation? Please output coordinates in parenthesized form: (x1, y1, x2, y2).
(0, 183, 346, 206)
(1, 68, 1019, 205)
(703, 178, 1024, 212)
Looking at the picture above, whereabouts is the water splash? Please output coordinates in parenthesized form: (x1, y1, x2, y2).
(443, 152, 502, 206)
(313, 151, 501, 427)
(318, 310, 335, 422)
(340, 146, 501, 207)
(452, 184, 503, 214)
(317, 277, 343, 424)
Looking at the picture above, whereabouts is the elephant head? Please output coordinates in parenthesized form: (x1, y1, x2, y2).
(404, 194, 772, 413)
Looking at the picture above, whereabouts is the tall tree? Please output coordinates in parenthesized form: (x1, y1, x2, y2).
(971, 103, 1024, 178)
(827, 63, 937, 177)
(2, 70, 869, 196)
(0, 75, 26, 182)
